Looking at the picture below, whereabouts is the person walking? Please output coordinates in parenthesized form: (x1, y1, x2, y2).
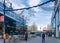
(25, 32, 28, 41)
(42, 33, 45, 43)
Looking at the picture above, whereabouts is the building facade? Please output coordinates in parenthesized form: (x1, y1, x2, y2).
(51, 0, 60, 37)
(0, 1, 27, 35)
(27, 24, 37, 32)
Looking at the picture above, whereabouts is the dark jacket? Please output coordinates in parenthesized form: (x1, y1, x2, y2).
(42, 33, 45, 39)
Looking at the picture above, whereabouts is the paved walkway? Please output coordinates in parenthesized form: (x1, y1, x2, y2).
(0, 36, 60, 43)
(45, 37, 58, 43)
(0, 39, 3, 43)
(5, 36, 60, 43)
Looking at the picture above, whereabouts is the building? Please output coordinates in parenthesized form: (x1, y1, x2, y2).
(0, 1, 27, 35)
(47, 24, 51, 30)
(43, 27, 47, 31)
(43, 24, 52, 34)
(27, 24, 37, 32)
(51, 0, 60, 37)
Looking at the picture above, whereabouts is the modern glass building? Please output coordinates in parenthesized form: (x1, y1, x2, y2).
(0, 1, 27, 35)
(51, 0, 60, 37)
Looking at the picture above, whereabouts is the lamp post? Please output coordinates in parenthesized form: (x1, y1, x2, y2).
(3, 0, 6, 43)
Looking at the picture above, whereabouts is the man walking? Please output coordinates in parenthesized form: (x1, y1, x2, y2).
(25, 32, 28, 41)
(42, 33, 45, 43)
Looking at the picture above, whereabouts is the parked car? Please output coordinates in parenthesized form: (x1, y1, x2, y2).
(30, 32, 36, 37)
(36, 33, 41, 36)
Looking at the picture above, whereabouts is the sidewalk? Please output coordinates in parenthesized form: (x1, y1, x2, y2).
(6, 36, 42, 43)
(54, 37, 60, 43)
(5, 36, 60, 43)
(6, 37, 25, 43)
(45, 37, 57, 43)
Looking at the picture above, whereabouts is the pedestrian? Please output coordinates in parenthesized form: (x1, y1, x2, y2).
(25, 32, 28, 41)
(42, 33, 45, 43)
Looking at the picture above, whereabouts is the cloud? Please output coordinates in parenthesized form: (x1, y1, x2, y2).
(28, 0, 41, 6)
(8, 0, 26, 9)
(13, 3, 26, 9)
(49, 2, 54, 7)
(32, 7, 40, 12)
(28, 0, 42, 12)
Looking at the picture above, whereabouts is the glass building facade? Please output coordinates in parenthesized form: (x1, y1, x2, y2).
(0, 2, 27, 35)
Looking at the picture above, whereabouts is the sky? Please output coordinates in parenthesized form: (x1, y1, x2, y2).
(5, 0, 54, 30)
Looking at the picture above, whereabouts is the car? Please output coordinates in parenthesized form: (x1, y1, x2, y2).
(30, 32, 36, 37)
(36, 33, 41, 36)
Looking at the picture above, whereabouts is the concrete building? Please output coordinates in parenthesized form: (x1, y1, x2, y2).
(27, 24, 37, 32)
(51, 0, 60, 37)
(43, 27, 46, 32)
(47, 24, 51, 30)
(43, 24, 51, 32)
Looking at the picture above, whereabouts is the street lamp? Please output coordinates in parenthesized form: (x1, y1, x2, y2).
(3, 1, 12, 43)
(3, 0, 6, 43)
